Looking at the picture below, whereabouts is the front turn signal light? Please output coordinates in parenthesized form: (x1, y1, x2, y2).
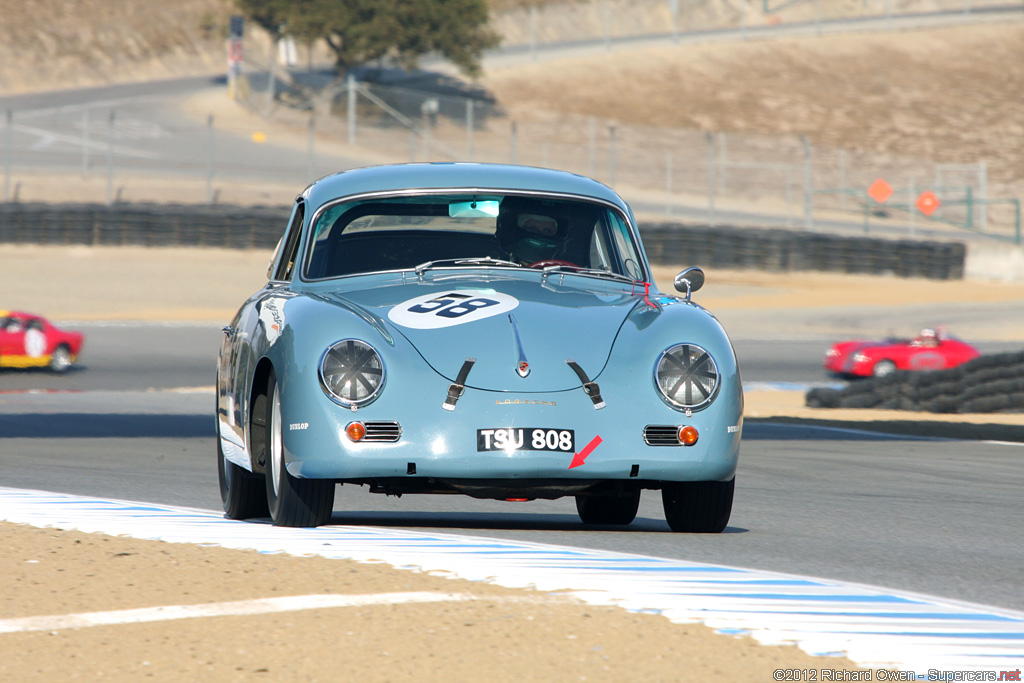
(346, 421, 366, 442)
(678, 426, 699, 446)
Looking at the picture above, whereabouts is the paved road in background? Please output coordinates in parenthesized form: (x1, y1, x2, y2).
(0, 324, 1019, 393)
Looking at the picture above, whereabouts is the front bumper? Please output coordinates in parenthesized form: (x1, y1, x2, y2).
(280, 373, 742, 485)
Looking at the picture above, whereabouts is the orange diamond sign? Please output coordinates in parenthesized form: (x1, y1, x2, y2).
(868, 178, 893, 204)
(916, 190, 940, 217)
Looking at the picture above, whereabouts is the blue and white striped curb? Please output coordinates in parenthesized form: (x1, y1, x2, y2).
(2, 487, 1022, 676)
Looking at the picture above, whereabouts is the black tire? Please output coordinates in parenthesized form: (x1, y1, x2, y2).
(872, 359, 897, 377)
(217, 430, 269, 520)
(49, 344, 73, 372)
(262, 370, 335, 527)
(575, 489, 640, 525)
(662, 478, 734, 533)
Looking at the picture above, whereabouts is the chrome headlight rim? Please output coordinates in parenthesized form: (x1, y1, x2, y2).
(318, 338, 386, 409)
(654, 343, 721, 411)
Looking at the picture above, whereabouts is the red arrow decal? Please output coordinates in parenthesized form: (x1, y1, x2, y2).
(569, 435, 603, 469)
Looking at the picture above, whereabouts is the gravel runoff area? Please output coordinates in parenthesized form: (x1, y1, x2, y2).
(2, 244, 1023, 680)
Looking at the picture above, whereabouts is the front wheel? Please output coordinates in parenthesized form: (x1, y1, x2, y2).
(662, 478, 734, 533)
(872, 359, 897, 377)
(263, 370, 335, 527)
(575, 490, 640, 525)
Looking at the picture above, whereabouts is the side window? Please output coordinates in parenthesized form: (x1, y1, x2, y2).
(270, 202, 305, 282)
(589, 224, 613, 271)
(607, 214, 644, 282)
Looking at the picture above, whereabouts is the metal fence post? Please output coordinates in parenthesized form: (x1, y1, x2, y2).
(608, 125, 616, 187)
(706, 132, 716, 228)
(978, 161, 987, 230)
(206, 114, 215, 204)
(965, 186, 974, 230)
(4, 110, 11, 203)
(466, 99, 474, 160)
(588, 117, 596, 176)
(801, 135, 813, 230)
(839, 150, 847, 211)
(1014, 198, 1021, 245)
(347, 74, 356, 145)
(666, 152, 673, 216)
(786, 165, 794, 229)
(306, 113, 315, 181)
(717, 132, 727, 195)
(908, 178, 916, 237)
(106, 110, 115, 206)
(82, 110, 90, 176)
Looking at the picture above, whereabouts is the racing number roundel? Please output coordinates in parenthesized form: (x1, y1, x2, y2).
(388, 290, 519, 329)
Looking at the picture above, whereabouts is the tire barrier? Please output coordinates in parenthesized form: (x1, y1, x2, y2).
(0, 202, 288, 249)
(639, 222, 965, 280)
(0, 204, 965, 280)
(805, 350, 1024, 414)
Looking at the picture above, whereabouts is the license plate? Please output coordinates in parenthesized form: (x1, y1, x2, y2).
(477, 428, 575, 453)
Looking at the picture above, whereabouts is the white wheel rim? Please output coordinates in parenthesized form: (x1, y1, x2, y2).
(270, 385, 283, 497)
(52, 348, 70, 370)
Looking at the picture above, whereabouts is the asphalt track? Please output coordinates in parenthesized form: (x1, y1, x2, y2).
(1, 324, 1023, 617)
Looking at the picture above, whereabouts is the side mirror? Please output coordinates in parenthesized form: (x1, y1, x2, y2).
(673, 267, 705, 301)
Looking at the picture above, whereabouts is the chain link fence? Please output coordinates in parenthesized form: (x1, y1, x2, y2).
(238, 72, 1017, 244)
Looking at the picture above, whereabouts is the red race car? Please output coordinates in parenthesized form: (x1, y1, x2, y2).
(824, 327, 980, 378)
(0, 310, 84, 373)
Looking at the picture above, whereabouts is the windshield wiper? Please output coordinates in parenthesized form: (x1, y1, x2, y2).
(414, 257, 522, 276)
(540, 264, 637, 283)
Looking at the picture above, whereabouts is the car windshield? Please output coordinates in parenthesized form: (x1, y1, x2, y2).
(302, 193, 645, 282)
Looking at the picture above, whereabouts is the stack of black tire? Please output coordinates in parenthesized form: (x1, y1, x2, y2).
(806, 351, 1024, 413)
(639, 223, 966, 280)
(0, 202, 289, 248)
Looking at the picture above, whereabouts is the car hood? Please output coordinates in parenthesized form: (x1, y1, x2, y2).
(318, 275, 643, 392)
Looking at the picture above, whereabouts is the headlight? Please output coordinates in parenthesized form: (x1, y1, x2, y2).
(319, 339, 385, 408)
(655, 343, 720, 411)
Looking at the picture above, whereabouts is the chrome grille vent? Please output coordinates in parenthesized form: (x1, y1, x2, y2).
(363, 421, 402, 442)
(643, 425, 680, 446)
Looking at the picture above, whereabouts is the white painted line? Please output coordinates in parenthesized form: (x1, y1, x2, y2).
(0, 592, 479, 635)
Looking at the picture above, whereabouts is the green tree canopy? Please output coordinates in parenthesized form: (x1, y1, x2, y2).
(236, 0, 500, 77)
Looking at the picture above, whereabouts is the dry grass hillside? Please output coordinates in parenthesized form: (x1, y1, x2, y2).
(0, 0, 1020, 198)
(479, 22, 1024, 196)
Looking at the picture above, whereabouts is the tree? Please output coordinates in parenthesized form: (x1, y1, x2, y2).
(235, 0, 500, 78)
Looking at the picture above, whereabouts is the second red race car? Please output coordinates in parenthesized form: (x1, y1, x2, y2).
(0, 310, 84, 373)
(824, 327, 980, 378)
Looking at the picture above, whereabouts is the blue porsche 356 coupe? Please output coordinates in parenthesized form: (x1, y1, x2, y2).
(217, 163, 742, 530)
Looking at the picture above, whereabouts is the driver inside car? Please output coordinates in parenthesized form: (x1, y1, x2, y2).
(496, 198, 570, 266)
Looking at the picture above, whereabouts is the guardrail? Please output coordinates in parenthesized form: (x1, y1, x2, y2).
(0, 203, 968, 280)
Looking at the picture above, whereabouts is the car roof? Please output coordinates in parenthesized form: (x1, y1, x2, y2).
(300, 163, 630, 214)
